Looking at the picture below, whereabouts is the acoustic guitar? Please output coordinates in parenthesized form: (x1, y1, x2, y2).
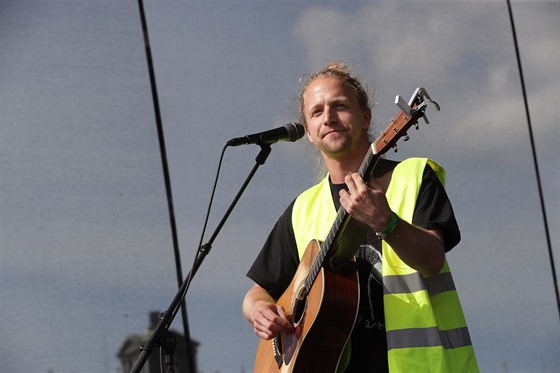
(254, 88, 440, 372)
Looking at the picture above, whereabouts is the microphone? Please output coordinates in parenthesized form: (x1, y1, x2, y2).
(226, 122, 305, 147)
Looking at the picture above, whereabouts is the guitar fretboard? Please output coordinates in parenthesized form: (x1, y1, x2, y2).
(303, 144, 381, 293)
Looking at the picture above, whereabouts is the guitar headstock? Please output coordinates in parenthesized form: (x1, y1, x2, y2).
(372, 87, 440, 155)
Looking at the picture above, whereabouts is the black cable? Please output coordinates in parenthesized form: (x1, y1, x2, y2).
(191, 145, 229, 287)
(506, 0, 559, 318)
(171, 144, 229, 318)
(136, 0, 196, 371)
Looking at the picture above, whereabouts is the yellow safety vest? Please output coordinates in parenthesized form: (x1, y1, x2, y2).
(291, 157, 478, 372)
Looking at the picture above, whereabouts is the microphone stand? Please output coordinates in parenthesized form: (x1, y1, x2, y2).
(130, 144, 272, 373)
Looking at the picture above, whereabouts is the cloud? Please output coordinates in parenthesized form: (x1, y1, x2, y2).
(293, 2, 558, 158)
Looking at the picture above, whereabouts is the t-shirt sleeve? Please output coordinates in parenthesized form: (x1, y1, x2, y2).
(412, 165, 461, 252)
(246, 200, 300, 300)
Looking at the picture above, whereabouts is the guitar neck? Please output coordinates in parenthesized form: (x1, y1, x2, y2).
(301, 88, 437, 294)
(303, 145, 381, 293)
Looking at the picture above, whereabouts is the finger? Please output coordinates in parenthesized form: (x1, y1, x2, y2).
(350, 173, 364, 184)
(253, 316, 278, 340)
(256, 306, 292, 333)
(344, 174, 357, 192)
(350, 174, 371, 195)
(254, 325, 275, 340)
(339, 188, 350, 202)
(276, 306, 295, 331)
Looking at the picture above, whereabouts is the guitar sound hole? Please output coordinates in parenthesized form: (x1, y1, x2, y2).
(292, 295, 307, 325)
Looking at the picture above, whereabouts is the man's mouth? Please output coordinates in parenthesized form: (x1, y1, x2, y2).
(323, 129, 344, 138)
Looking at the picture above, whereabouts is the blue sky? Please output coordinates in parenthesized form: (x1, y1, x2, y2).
(1, 1, 558, 372)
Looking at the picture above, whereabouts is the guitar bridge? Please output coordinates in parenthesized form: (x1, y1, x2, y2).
(272, 335, 283, 368)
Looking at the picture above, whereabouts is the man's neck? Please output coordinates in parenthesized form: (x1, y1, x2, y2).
(323, 141, 371, 184)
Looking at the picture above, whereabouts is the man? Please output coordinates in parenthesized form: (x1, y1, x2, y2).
(242, 62, 478, 372)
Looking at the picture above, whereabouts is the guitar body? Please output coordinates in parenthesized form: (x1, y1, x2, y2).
(254, 239, 359, 372)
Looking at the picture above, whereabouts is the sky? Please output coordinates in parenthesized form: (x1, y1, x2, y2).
(1, 1, 559, 373)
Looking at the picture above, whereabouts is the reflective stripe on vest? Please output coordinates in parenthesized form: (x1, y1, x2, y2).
(386, 326, 472, 350)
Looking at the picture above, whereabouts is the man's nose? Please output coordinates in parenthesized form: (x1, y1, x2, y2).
(323, 107, 337, 125)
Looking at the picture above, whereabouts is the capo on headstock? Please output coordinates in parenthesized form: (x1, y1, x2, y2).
(395, 87, 441, 126)
(373, 87, 441, 154)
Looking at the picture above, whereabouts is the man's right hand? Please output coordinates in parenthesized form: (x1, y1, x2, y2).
(242, 284, 295, 340)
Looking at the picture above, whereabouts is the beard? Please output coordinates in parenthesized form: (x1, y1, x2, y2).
(316, 133, 355, 159)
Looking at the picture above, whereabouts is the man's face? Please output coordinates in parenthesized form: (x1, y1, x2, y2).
(302, 77, 370, 159)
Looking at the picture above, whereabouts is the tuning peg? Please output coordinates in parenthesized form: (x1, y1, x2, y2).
(422, 114, 430, 125)
(392, 144, 398, 153)
(402, 133, 410, 141)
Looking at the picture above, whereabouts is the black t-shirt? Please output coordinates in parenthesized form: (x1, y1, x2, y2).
(247, 163, 460, 372)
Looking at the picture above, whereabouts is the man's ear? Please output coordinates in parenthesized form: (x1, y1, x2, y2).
(305, 126, 314, 143)
(363, 108, 372, 130)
